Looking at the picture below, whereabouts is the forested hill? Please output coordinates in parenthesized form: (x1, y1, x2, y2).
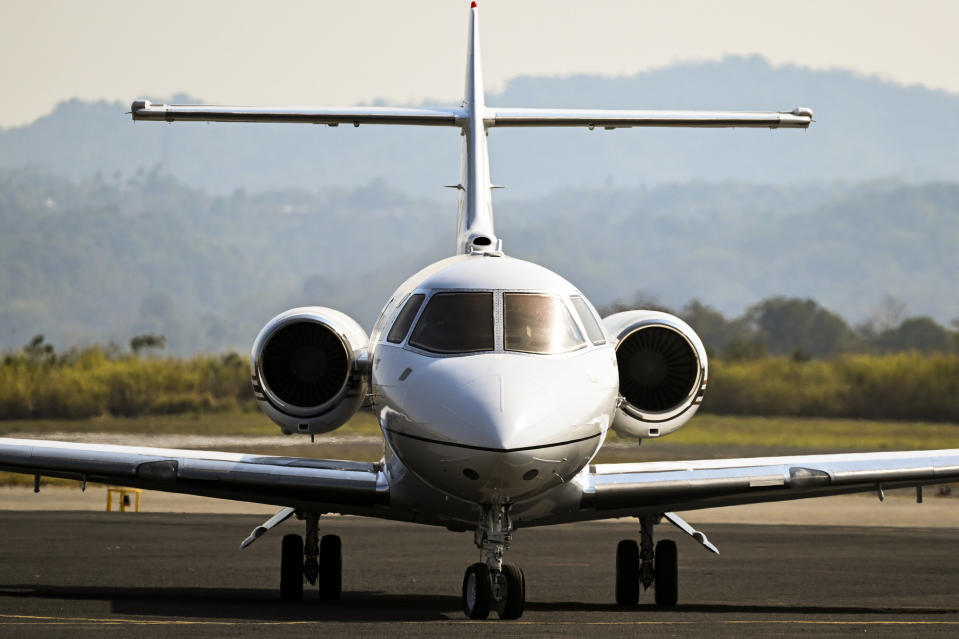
(1, 168, 957, 354)
(2, 56, 958, 196)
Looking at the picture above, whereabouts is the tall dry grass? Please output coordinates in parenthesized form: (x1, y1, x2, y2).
(2, 346, 957, 423)
(705, 352, 959, 422)
(0, 346, 253, 419)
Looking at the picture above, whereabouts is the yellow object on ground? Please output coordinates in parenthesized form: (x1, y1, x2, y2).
(106, 486, 141, 512)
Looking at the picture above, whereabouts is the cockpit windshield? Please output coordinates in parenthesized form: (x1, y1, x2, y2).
(504, 293, 585, 354)
(408, 292, 494, 354)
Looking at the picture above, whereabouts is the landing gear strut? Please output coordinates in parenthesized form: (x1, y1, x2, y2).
(279, 511, 342, 601)
(615, 515, 679, 607)
(462, 503, 526, 619)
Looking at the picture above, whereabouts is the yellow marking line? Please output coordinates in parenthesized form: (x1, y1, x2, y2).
(3, 614, 959, 626)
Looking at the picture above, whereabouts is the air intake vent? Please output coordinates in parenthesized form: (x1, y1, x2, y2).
(617, 326, 697, 412)
(261, 322, 349, 408)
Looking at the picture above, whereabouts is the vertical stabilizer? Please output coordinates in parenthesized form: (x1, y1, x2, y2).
(455, 2, 499, 254)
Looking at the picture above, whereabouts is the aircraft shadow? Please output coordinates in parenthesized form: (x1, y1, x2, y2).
(0, 584, 459, 621)
(2, 585, 957, 621)
(527, 601, 959, 616)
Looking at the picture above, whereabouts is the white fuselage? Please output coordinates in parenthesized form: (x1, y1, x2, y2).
(369, 253, 620, 506)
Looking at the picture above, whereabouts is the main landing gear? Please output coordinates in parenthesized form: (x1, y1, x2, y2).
(616, 515, 678, 607)
(462, 504, 526, 620)
(615, 512, 718, 607)
(280, 511, 342, 601)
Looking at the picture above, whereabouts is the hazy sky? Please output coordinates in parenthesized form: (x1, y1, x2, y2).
(2, 0, 957, 127)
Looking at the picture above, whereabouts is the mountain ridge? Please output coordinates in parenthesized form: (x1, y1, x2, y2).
(2, 56, 958, 197)
(1, 168, 956, 354)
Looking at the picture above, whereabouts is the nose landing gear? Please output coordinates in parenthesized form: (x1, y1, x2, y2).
(462, 504, 526, 619)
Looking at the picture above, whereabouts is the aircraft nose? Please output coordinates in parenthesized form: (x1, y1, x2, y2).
(384, 352, 617, 503)
(401, 355, 608, 450)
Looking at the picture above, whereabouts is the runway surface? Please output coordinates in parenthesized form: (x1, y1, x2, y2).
(1, 512, 958, 638)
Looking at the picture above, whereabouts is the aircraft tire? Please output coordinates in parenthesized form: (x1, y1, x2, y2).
(462, 563, 492, 619)
(319, 534, 342, 600)
(654, 539, 678, 607)
(497, 563, 526, 619)
(615, 539, 640, 605)
(280, 533, 304, 600)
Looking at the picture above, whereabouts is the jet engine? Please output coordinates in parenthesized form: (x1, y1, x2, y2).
(603, 310, 708, 440)
(251, 307, 369, 435)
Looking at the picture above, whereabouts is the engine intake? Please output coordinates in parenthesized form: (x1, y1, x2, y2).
(252, 307, 369, 435)
(604, 311, 708, 439)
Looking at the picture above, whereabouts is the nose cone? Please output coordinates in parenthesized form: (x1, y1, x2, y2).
(399, 353, 609, 450)
(380, 349, 619, 504)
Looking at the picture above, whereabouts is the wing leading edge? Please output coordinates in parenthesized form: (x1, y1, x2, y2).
(0, 437, 389, 514)
(572, 449, 959, 521)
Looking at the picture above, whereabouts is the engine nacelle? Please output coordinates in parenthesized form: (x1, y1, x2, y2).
(603, 310, 708, 440)
(251, 307, 369, 435)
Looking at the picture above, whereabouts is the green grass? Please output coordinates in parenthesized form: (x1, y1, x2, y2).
(602, 413, 959, 452)
(3, 412, 956, 450)
(0, 410, 381, 437)
(649, 414, 959, 451)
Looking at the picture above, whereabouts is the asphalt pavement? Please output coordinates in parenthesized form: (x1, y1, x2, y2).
(1, 512, 958, 638)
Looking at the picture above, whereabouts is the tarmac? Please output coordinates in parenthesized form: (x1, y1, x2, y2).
(2, 507, 959, 638)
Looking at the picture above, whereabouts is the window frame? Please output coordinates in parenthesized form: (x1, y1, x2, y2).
(395, 289, 605, 358)
(502, 292, 587, 355)
(570, 295, 607, 346)
(386, 293, 426, 344)
(406, 290, 496, 355)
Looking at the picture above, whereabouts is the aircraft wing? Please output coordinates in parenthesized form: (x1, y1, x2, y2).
(489, 107, 813, 129)
(567, 449, 959, 523)
(130, 100, 460, 126)
(0, 437, 389, 515)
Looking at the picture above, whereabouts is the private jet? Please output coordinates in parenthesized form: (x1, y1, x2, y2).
(2, 1, 957, 621)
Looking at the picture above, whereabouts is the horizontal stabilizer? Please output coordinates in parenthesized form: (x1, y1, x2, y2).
(490, 107, 813, 129)
(131, 100, 460, 127)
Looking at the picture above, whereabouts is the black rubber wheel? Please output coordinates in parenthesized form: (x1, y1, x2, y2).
(654, 539, 678, 607)
(319, 534, 342, 601)
(462, 563, 492, 619)
(280, 533, 304, 601)
(497, 564, 526, 620)
(615, 539, 640, 605)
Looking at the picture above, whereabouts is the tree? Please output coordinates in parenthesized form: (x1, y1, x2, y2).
(745, 297, 858, 357)
(680, 300, 755, 358)
(874, 317, 955, 354)
(22, 334, 55, 362)
(131, 334, 166, 354)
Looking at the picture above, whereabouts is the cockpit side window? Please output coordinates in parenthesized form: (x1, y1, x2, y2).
(504, 293, 586, 354)
(387, 293, 425, 344)
(571, 295, 607, 346)
(408, 292, 494, 354)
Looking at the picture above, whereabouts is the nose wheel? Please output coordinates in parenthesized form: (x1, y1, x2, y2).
(462, 563, 492, 618)
(462, 504, 526, 619)
(461, 562, 525, 620)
